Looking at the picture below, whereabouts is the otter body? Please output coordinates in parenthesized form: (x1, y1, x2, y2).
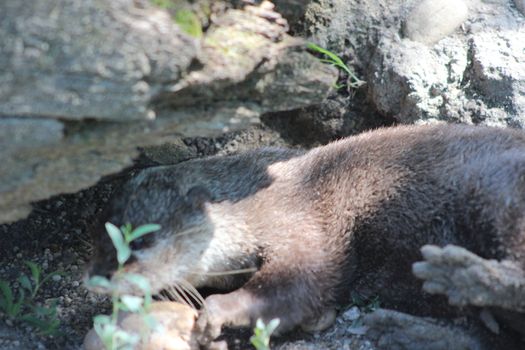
(88, 124, 525, 345)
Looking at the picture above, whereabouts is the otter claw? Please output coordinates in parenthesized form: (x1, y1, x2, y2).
(196, 309, 224, 346)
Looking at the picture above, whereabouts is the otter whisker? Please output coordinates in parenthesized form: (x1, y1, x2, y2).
(191, 267, 257, 277)
(178, 279, 205, 307)
(173, 283, 198, 309)
(173, 227, 203, 237)
(163, 285, 185, 304)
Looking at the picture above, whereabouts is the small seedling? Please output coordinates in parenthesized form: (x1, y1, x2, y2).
(0, 262, 63, 336)
(307, 43, 366, 89)
(351, 293, 381, 313)
(89, 222, 161, 350)
(250, 318, 280, 350)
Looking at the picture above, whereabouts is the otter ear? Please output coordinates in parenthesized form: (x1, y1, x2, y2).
(185, 186, 212, 209)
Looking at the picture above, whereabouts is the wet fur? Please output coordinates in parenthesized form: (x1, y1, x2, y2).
(88, 124, 525, 341)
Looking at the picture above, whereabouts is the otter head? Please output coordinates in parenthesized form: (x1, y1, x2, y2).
(85, 167, 214, 296)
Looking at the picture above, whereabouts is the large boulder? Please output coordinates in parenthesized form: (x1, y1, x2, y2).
(0, 0, 337, 223)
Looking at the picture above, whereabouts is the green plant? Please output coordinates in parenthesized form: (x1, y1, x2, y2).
(0, 262, 63, 336)
(250, 318, 280, 350)
(307, 43, 365, 89)
(88, 223, 161, 350)
(351, 293, 380, 313)
(174, 9, 202, 38)
(0, 280, 24, 319)
(150, 0, 172, 9)
(149, 0, 202, 38)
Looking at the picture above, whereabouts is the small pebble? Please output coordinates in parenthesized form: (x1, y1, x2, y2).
(5, 319, 13, 327)
(52, 274, 62, 282)
(347, 325, 368, 335)
(72, 281, 80, 287)
(343, 306, 361, 322)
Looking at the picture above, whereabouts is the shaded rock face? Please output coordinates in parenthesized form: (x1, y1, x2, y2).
(0, 0, 337, 223)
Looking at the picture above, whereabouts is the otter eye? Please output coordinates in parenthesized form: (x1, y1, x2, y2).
(130, 237, 150, 250)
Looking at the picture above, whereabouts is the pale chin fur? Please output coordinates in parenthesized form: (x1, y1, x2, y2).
(127, 202, 257, 293)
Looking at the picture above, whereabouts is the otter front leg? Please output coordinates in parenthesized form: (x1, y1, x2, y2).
(413, 245, 525, 311)
(196, 257, 339, 347)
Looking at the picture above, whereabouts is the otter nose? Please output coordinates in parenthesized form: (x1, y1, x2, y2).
(87, 262, 113, 280)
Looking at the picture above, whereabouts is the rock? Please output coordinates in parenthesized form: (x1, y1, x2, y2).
(403, 0, 468, 45)
(301, 0, 525, 127)
(363, 309, 484, 350)
(469, 31, 525, 127)
(342, 306, 361, 322)
(515, 0, 525, 17)
(0, 0, 337, 223)
(83, 301, 198, 350)
(0, 0, 197, 121)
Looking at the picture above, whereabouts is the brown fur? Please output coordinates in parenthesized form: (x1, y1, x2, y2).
(87, 124, 525, 342)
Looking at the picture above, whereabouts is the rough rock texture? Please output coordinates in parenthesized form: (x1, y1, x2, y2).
(363, 309, 485, 350)
(83, 301, 198, 350)
(302, 0, 525, 125)
(403, 0, 469, 45)
(0, 0, 337, 223)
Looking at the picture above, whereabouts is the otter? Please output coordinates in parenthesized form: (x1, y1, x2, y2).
(87, 124, 525, 348)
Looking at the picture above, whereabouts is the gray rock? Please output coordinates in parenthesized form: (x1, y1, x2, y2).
(0, 0, 197, 121)
(364, 309, 485, 350)
(516, 0, 525, 16)
(0, 0, 337, 223)
(302, 0, 525, 127)
(470, 31, 525, 127)
(403, 0, 468, 45)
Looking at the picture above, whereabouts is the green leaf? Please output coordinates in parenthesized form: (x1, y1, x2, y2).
(18, 275, 32, 293)
(123, 274, 152, 308)
(127, 224, 161, 243)
(31, 305, 55, 317)
(307, 42, 365, 87)
(87, 276, 112, 290)
(19, 313, 60, 335)
(39, 271, 64, 287)
(114, 328, 140, 347)
(9, 290, 25, 318)
(123, 274, 150, 293)
(93, 317, 117, 349)
(0, 280, 14, 308)
(25, 261, 41, 286)
(120, 295, 143, 313)
(121, 223, 133, 237)
(93, 314, 112, 326)
(105, 222, 131, 265)
(174, 9, 203, 38)
(266, 318, 280, 335)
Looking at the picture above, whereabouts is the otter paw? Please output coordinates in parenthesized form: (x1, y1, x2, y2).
(412, 244, 494, 306)
(196, 308, 224, 347)
(412, 244, 525, 309)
